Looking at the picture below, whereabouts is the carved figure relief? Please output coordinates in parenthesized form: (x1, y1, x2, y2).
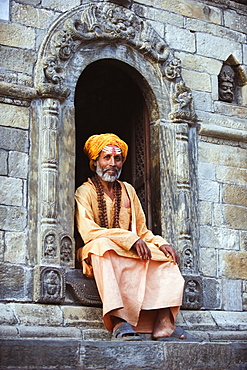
(218, 64, 235, 103)
(60, 236, 73, 263)
(182, 276, 202, 309)
(170, 81, 196, 122)
(44, 233, 56, 258)
(183, 247, 194, 271)
(38, 267, 65, 303)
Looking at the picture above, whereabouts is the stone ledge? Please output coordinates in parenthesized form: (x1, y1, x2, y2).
(0, 338, 246, 370)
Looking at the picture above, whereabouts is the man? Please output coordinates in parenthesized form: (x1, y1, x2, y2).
(75, 133, 200, 341)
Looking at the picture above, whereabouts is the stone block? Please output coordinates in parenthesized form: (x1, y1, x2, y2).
(13, 303, 63, 326)
(0, 231, 4, 261)
(4, 232, 27, 264)
(181, 310, 216, 329)
(212, 203, 224, 227)
(62, 306, 103, 327)
(18, 325, 82, 339)
(222, 279, 243, 311)
(182, 69, 211, 92)
(133, 4, 184, 27)
(216, 166, 247, 187)
(0, 0, 9, 20)
(12, 2, 56, 29)
(224, 9, 247, 34)
(0, 126, 29, 152)
(203, 278, 221, 309)
(185, 17, 246, 43)
(196, 33, 242, 62)
(244, 43, 247, 65)
(0, 149, 8, 175)
(192, 90, 212, 112)
(0, 45, 36, 75)
(82, 328, 111, 341)
(223, 205, 247, 231)
(42, 0, 80, 12)
(199, 141, 247, 169)
(0, 22, 35, 49)
(165, 25, 195, 53)
(8, 151, 29, 179)
(211, 310, 247, 329)
(0, 177, 23, 206)
(0, 263, 32, 301)
(240, 231, 247, 251)
(0, 103, 29, 130)
(0, 205, 27, 231)
(221, 251, 247, 279)
(200, 247, 218, 277)
(198, 179, 220, 202)
(175, 51, 222, 75)
(214, 101, 247, 119)
(33, 266, 66, 304)
(0, 326, 18, 338)
(200, 225, 222, 248)
(198, 162, 216, 181)
(221, 228, 240, 250)
(15, 0, 41, 4)
(222, 184, 247, 207)
(0, 303, 18, 325)
(199, 201, 212, 225)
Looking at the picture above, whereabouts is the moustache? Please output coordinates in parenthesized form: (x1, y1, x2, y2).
(103, 166, 118, 173)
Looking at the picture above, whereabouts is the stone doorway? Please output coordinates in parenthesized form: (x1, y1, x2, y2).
(75, 59, 152, 227)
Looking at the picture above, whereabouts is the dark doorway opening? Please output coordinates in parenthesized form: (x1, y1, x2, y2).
(75, 59, 152, 228)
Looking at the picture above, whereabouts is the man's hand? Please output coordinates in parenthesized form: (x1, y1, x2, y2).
(132, 239, 152, 261)
(159, 244, 178, 265)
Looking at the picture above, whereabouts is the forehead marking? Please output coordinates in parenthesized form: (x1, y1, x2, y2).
(102, 146, 122, 155)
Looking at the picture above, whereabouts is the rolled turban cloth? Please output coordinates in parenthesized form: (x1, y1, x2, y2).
(84, 133, 128, 171)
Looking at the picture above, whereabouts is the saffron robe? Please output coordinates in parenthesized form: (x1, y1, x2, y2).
(75, 179, 184, 332)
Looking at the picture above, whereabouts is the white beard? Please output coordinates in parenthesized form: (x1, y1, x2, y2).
(96, 162, 122, 182)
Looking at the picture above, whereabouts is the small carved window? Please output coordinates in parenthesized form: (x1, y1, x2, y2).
(218, 55, 247, 106)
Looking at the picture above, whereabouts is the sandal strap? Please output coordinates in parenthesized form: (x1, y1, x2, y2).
(113, 322, 140, 338)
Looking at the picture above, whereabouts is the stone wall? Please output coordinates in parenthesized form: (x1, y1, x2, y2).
(0, 0, 246, 322)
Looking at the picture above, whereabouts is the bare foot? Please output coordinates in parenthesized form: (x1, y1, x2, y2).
(152, 308, 176, 339)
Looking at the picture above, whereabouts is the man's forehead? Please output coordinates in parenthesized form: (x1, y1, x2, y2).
(102, 145, 122, 155)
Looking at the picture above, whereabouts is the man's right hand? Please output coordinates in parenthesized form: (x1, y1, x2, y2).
(132, 238, 152, 261)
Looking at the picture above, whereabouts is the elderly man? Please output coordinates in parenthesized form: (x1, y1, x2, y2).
(75, 133, 200, 341)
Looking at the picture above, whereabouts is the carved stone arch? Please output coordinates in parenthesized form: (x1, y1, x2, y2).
(31, 1, 199, 306)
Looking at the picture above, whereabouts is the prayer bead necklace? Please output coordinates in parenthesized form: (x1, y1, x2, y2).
(91, 174, 122, 228)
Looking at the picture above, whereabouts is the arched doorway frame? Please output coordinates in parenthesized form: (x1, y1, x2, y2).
(31, 2, 201, 307)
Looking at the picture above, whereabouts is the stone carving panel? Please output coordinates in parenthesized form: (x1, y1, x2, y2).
(182, 275, 202, 310)
(34, 266, 65, 303)
(60, 235, 73, 265)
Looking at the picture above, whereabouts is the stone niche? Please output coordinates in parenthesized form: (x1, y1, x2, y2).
(29, 1, 201, 307)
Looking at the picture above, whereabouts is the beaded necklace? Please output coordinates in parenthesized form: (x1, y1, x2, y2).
(91, 174, 122, 228)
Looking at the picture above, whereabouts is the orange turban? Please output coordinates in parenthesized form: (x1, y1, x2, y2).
(84, 133, 128, 171)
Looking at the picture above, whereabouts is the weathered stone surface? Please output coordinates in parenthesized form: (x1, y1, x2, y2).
(199, 201, 212, 225)
(15, 0, 41, 5)
(216, 166, 247, 186)
(0, 126, 29, 152)
(198, 179, 220, 202)
(210, 310, 247, 329)
(196, 32, 242, 61)
(200, 247, 217, 277)
(0, 177, 23, 206)
(0, 150, 8, 175)
(165, 25, 196, 52)
(223, 184, 247, 207)
(12, 2, 57, 29)
(8, 151, 29, 179)
(0, 205, 27, 231)
(222, 251, 247, 279)
(0, 263, 32, 301)
(212, 203, 224, 227)
(0, 45, 36, 75)
(0, 103, 29, 129)
(186, 17, 246, 43)
(198, 162, 216, 181)
(0, 0, 9, 20)
(214, 101, 247, 119)
(193, 90, 212, 112)
(0, 22, 35, 49)
(4, 232, 27, 264)
(0, 231, 4, 261)
(222, 278, 243, 311)
(62, 306, 103, 327)
(223, 205, 247, 230)
(13, 303, 63, 326)
(199, 141, 247, 168)
(224, 9, 247, 34)
(18, 325, 82, 338)
(42, 0, 80, 12)
(0, 303, 18, 325)
(133, 3, 184, 27)
(181, 310, 216, 329)
(203, 278, 221, 309)
(182, 69, 211, 92)
(175, 51, 222, 75)
(240, 231, 247, 251)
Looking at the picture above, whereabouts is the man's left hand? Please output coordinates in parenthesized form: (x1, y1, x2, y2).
(159, 244, 178, 265)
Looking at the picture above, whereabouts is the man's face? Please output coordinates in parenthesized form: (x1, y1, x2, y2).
(95, 145, 123, 182)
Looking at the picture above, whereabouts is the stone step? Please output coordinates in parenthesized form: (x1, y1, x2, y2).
(0, 338, 246, 369)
